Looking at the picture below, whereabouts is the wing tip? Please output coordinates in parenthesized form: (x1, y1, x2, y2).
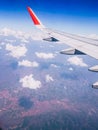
(27, 6, 41, 25)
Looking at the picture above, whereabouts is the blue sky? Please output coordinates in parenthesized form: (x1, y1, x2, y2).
(0, 0, 98, 34)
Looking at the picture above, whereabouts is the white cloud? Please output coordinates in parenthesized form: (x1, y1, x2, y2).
(0, 27, 45, 41)
(20, 38, 29, 43)
(35, 52, 55, 59)
(30, 31, 46, 41)
(46, 74, 54, 82)
(0, 42, 5, 46)
(88, 34, 98, 39)
(6, 44, 27, 59)
(69, 67, 74, 71)
(50, 64, 59, 68)
(0, 28, 16, 36)
(67, 56, 88, 67)
(18, 60, 39, 67)
(20, 74, 41, 89)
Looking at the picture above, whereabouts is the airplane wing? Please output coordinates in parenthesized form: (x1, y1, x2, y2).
(46, 29, 98, 60)
(27, 7, 98, 60)
(27, 7, 98, 59)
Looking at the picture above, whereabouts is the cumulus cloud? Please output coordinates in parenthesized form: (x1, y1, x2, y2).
(1, 28, 30, 43)
(20, 74, 41, 89)
(67, 56, 88, 67)
(35, 52, 55, 59)
(50, 64, 59, 68)
(46, 74, 54, 82)
(69, 67, 74, 71)
(18, 60, 39, 67)
(0, 28, 16, 36)
(6, 44, 27, 59)
(0, 27, 45, 41)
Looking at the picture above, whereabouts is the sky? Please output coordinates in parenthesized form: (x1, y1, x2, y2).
(0, 0, 98, 34)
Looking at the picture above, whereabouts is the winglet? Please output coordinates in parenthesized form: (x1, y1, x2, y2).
(27, 7, 44, 29)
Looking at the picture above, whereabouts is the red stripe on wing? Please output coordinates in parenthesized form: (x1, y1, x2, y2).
(27, 7, 41, 25)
